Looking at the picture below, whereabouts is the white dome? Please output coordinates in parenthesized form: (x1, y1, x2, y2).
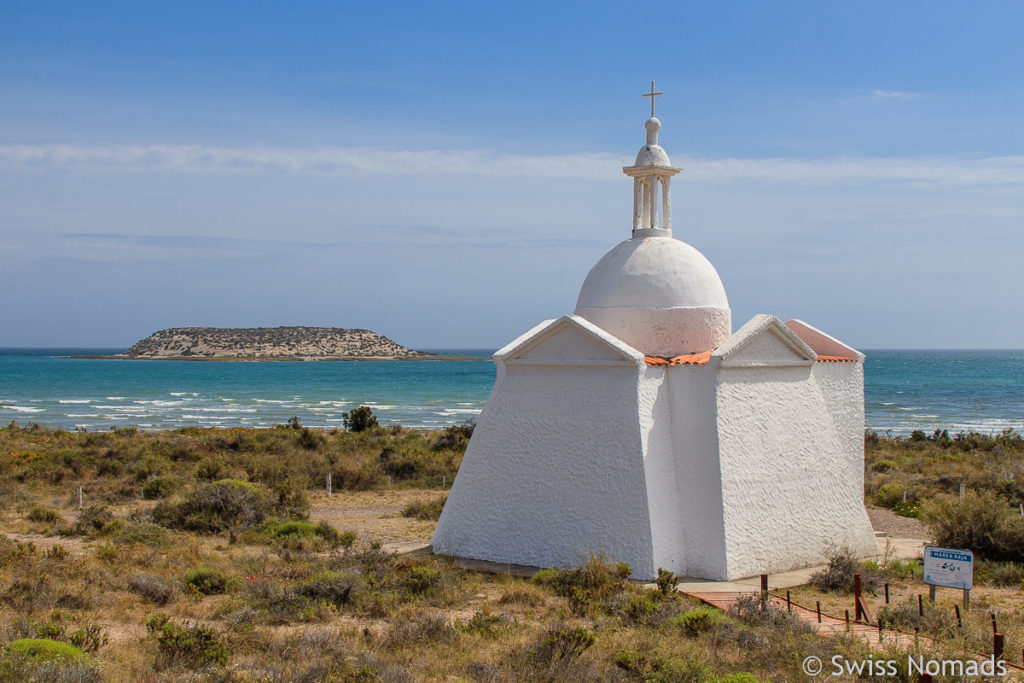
(635, 144, 671, 167)
(574, 235, 731, 356)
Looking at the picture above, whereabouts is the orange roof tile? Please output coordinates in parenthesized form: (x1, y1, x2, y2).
(647, 356, 856, 366)
(644, 351, 712, 366)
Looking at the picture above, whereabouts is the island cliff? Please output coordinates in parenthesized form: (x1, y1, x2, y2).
(121, 327, 434, 361)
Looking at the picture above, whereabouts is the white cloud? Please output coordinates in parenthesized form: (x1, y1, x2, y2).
(1, 142, 1023, 189)
(0, 143, 622, 180)
(863, 89, 921, 101)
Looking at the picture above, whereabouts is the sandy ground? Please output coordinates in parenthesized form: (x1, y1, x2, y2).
(866, 505, 928, 539)
(4, 498, 924, 562)
(305, 489, 443, 546)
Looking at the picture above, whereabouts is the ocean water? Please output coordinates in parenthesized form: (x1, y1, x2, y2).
(0, 348, 1021, 435)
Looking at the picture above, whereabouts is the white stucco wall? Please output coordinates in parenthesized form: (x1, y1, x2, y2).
(432, 359, 659, 577)
(714, 362, 877, 579)
(666, 362, 729, 579)
(636, 364, 686, 576)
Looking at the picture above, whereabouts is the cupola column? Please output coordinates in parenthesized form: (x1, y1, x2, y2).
(623, 81, 681, 237)
(661, 177, 671, 231)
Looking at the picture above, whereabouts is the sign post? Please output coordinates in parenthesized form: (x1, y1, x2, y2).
(923, 546, 973, 609)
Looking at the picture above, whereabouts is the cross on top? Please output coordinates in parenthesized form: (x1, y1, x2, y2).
(642, 80, 663, 118)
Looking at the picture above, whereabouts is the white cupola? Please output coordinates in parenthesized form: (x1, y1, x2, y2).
(574, 82, 732, 357)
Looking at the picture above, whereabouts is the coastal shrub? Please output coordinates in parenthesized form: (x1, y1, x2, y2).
(380, 449, 424, 480)
(343, 406, 378, 433)
(873, 482, 906, 509)
(67, 625, 108, 653)
(133, 453, 170, 482)
(385, 615, 457, 648)
(920, 489, 1024, 562)
(26, 505, 62, 525)
(249, 518, 342, 552)
(532, 555, 630, 613)
(672, 606, 724, 637)
(152, 479, 274, 532)
(147, 614, 230, 668)
(295, 571, 357, 607)
(6, 638, 90, 664)
(141, 475, 181, 500)
(655, 567, 680, 595)
(129, 573, 176, 604)
(297, 428, 323, 450)
(114, 522, 171, 547)
(976, 560, 1024, 586)
(809, 543, 857, 593)
(532, 626, 595, 664)
(431, 423, 474, 451)
(716, 674, 762, 683)
(183, 567, 239, 595)
(402, 495, 447, 521)
(70, 504, 118, 536)
(194, 455, 229, 481)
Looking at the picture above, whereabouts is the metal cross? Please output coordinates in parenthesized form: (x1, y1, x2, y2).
(642, 80, 663, 118)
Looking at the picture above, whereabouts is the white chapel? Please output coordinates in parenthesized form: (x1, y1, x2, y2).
(432, 85, 878, 581)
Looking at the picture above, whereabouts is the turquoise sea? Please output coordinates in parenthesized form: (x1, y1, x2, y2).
(0, 349, 1021, 435)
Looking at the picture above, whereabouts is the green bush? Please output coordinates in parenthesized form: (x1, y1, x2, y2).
(403, 566, 441, 596)
(153, 479, 275, 532)
(147, 614, 229, 668)
(716, 674, 762, 683)
(671, 606, 724, 637)
(655, 567, 680, 595)
(873, 482, 906, 509)
(114, 522, 172, 547)
(183, 567, 239, 595)
(26, 505, 62, 524)
(141, 475, 182, 500)
(343, 406, 378, 432)
(7, 638, 89, 664)
(532, 555, 630, 612)
(194, 456, 229, 481)
(921, 490, 1024, 562)
(263, 519, 323, 539)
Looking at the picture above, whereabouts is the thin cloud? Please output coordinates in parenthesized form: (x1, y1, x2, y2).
(864, 89, 921, 101)
(1, 142, 1023, 188)
(0, 143, 622, 180)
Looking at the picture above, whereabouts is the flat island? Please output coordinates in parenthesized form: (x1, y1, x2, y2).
(76, 326, 478, 361)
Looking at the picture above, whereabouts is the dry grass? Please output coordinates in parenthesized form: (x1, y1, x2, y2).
(1, 423, 1023, 680)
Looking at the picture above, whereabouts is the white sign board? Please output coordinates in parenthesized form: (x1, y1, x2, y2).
(923, 546, 973, 590)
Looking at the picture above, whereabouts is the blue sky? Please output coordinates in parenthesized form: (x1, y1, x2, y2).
(1, 1, 1022, 348)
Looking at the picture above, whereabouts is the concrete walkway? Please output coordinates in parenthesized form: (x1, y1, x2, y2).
(669, 535, 926, 594)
